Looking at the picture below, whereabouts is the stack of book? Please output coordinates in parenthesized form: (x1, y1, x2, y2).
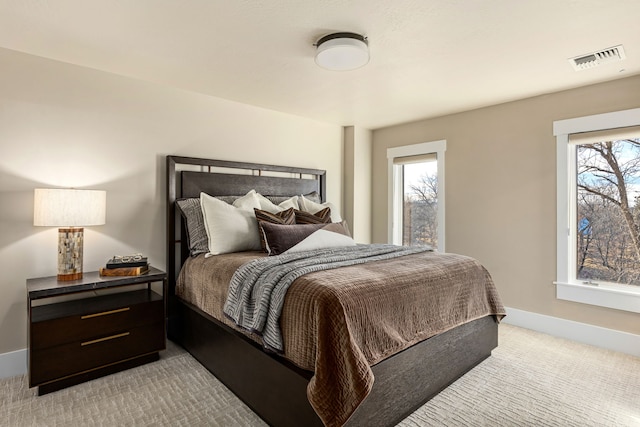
(99, 255, 149, 276)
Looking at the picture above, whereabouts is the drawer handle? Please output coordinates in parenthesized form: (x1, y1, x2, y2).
(81, 332, 130, 346)
(81, 307, 130, 319)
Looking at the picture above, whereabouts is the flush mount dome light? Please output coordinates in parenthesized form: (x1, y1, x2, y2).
(315, 32, 369, 71)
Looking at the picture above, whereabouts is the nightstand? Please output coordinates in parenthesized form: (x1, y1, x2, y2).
(27, 267, 167, 395)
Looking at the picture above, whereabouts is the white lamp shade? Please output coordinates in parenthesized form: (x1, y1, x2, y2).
(34, 188, 106, 227)
(315, 33, 369, 71)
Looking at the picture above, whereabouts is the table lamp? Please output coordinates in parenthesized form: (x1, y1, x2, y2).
(34, 188, 106, 281)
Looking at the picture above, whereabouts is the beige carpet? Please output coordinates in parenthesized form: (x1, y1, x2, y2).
(1, 324, 639, 426)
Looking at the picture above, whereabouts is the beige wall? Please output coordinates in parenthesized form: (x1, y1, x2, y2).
(0, 47, 343, 354)
(372, 74, 640, 335)
(343, 126, 372, 243)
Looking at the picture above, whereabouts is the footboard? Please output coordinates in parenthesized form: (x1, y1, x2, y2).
(170, 299, 498, 427)
(350, 315, 498, 426)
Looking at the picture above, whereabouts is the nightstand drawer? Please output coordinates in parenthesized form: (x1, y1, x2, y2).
(30, 320, 165, 386)
(31, 290, 163, 350)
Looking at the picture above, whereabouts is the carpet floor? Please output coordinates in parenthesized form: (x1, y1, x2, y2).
(1, 324, 638, 426)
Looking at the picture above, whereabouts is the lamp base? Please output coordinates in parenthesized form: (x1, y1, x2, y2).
(57, 272, 83, 281)
(58, 227, 84, 281)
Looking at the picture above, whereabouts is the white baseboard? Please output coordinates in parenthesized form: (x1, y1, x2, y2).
(503, 306, 640, 357)
(0, 348, 26, 379)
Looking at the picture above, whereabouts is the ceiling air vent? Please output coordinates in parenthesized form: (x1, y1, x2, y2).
(569, 45, 626, 71)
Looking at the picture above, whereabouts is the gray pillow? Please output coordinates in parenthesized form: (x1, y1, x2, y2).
(264, 191, 321, 206)
(176, 198, 209, 256)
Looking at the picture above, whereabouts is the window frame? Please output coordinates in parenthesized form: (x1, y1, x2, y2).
(554, 107, 640, 313)
(387, 140, 446, 251)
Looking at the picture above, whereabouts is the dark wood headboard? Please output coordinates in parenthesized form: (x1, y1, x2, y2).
(166, 155, 326, 297)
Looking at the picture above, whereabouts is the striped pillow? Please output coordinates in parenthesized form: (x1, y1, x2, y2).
(176, 198, 209, 256)
(255, 208, 296, 252)
(295, 207, 331, 224)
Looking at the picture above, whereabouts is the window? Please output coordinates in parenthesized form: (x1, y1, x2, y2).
(576, 133, 640, 286)
(554, 108, 640, 313)
(387, 140, 446, 251)
(400, 157, 438, 247)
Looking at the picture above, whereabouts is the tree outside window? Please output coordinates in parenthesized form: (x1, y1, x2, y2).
(576, 137, 640, 286)
(403, 163, 438, 247)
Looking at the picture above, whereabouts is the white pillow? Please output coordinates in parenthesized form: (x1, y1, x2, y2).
(299, 195, 342, 222)
(255, 193, 299, 213)
(200, 192, 261, 255)
(233, 190, 261, 210)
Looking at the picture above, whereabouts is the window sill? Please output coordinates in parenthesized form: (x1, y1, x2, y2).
(554, 281, 640, 313)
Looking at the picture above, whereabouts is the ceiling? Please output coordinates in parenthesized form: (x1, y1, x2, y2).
(0, 0, 638, 130)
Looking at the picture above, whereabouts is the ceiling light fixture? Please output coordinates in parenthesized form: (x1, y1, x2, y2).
(314, 32, 369, 71)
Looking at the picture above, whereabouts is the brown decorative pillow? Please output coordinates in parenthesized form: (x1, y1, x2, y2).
(295, 207, 331, 224)
(254, 208, 296, 252)
(261, 221, 355, 255)
(260, 222, 327, 255)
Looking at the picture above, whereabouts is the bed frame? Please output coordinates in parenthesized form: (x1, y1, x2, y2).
(166, 155, 498, 427)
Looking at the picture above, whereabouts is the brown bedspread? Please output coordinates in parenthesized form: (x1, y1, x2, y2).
(176, 249, 505, 427)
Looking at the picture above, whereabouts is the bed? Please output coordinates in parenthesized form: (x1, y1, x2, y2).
(166, 155, 505, 427)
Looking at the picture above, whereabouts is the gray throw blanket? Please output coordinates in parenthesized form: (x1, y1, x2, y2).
(223, 244, 432, 352)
